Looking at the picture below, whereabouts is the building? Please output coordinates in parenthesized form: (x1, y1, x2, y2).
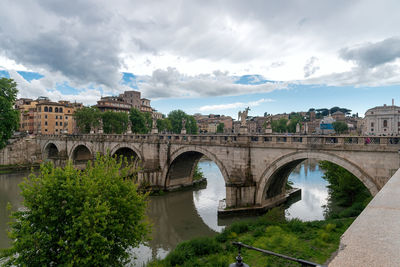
(120, 91, 141, 110)
(194, 114, 233, 133)
(96, 96, 132, 112)
(363, 100, 400, 136)
(317, 115, 335, 134)
(140, 98, 152, 113)
(331, 111, 346, 122)
(16, 97, 82, 135)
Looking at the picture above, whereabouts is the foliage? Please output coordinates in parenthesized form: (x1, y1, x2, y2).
(216, 123, 224, 133)
(143, 111, 153, 130)
(1, 154, 150, 266)
(167, 110, 198, 134)
(193, 164, 204, 181)
(101, 111, 129, 134)
(129, 108, 149, 134)
(74, 106, 101, 133)
(332, 121, 348, 134)
(271, 118, 288, 133)
(149, 208, 354, 267)
(0, 78, 19, 149)
(157, 118, 172, 133)
(319, 161, 372, 218)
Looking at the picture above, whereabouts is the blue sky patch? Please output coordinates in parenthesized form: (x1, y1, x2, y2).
(17, 71, 44, 82)
(0, 70, 10, 78)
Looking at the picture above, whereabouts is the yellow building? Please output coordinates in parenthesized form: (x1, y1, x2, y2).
(16, 97, 82, 135)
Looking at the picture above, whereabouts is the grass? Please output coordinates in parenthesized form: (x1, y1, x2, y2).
(148, 208, 354, 267)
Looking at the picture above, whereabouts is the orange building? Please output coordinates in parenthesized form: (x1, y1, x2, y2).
(16, 97, 82, 135)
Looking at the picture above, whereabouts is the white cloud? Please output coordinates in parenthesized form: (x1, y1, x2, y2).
(199, 98, 274, 112)
(137, 68, 287, 99)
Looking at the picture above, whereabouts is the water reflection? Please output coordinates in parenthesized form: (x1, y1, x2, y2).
(285, 159, 329, 221)
(0, 172, 27, 249)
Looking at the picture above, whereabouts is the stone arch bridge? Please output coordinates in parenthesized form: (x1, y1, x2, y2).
(37, 134, 400, 212)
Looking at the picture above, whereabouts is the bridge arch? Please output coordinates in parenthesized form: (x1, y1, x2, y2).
(109, 144, 143, 162)
(43, 142, 60, 160)
(256, 151, 379, 205)
(109, 145, 142, 168)
(162, 146, 230, 188)
(69, 143, 94, 165)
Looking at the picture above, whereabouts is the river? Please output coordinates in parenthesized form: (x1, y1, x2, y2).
(0, 159, 329, 266)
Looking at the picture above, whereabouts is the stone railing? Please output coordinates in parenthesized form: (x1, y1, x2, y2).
(37, 133, 400, 151)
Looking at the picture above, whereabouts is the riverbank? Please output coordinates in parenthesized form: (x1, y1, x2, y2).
(148, 208, 355, 266)
(0, 163, 40, 174)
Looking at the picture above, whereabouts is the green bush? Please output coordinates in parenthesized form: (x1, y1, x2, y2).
(1, 154, 150, 266)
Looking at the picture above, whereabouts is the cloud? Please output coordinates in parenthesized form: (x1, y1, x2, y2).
(199, 98, 274, 112)
(137, 68, 287, 99)
(339, 37, 400, 68)
(303, 57, 320, 78)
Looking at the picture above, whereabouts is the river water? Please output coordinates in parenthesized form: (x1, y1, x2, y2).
(0, 159, 329, 266)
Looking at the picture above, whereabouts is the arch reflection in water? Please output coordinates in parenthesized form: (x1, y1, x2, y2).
(130, 158, 226, 265)
(285, 159, 329, 221)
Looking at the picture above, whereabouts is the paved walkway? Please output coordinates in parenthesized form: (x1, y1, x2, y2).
(329, 167, 400, 266)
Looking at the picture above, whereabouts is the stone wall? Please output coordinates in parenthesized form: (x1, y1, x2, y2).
(0, 137, 42, 165)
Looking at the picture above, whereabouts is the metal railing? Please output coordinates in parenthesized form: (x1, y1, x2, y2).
(230, 242, 325, 267)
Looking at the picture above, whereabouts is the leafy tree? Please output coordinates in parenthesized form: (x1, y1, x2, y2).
(74, 106, 101, 133)
(1, 154, 150, 266)
(332, 121, 348, 134)
(271, 118, 288, 133)
(143, 112, 153, 130)
(129, 108, 148, 133)
(102, 111, 129, 134)
(157, 118, 172, 133)
(167, 110, 198, 134)
(216, 123, 224, 133)
(319, 161, 371, 207)
(0, 78, 19, 149)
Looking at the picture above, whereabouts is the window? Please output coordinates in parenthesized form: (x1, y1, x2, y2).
(45, 115, 47, 119)
(383, 120, 388, 127)
(398, 122, 400, 127)
(371, 122, 374, 127)
(56, 115, 58, 119)
(49, 107, 53, 112)
(65, 116, 68, 120)
(371, 129, 374, 131)
(56, 129, 58, 132)
(56, 122, 58, 126)
(55, 107, 59, 112)
(59, 108, 63, 113)
(45, 121, 48, 126)
(60, 122, 62, 126)
(44, 106, 48, 112)
(68, 110, 70, 113)
(45, 129, 48, 132)
(60, 116, 62, 119)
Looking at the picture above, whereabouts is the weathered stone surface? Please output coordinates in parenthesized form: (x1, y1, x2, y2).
(329, 168, 400, 267)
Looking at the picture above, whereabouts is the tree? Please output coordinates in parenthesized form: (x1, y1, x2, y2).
(332, 121, 348, 134)
(102, 111, 129, 134)
(167, 110, 198, 134)
(1, 154, 150, 266)
(129, 108, 148, 133)
(0, 78, 19, 149)
(216, 123, 224, 133)
(271, 118, 288, 133)
(157, 118, 172, 133)
(319, 161, 371, 207)
(74, 106, 101, 133)
(143, 112, 153, 130)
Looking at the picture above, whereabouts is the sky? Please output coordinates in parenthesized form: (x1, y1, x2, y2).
(1, 0, 400, 118)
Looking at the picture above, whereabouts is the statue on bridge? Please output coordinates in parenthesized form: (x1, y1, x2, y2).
(151, 113, 158, 134)
(181, 118, 187, 134)
(238, 107, 250, 127)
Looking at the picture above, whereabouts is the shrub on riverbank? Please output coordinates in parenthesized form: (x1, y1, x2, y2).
(1, 154, 150, 266)
(148, 208, 354, 267)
